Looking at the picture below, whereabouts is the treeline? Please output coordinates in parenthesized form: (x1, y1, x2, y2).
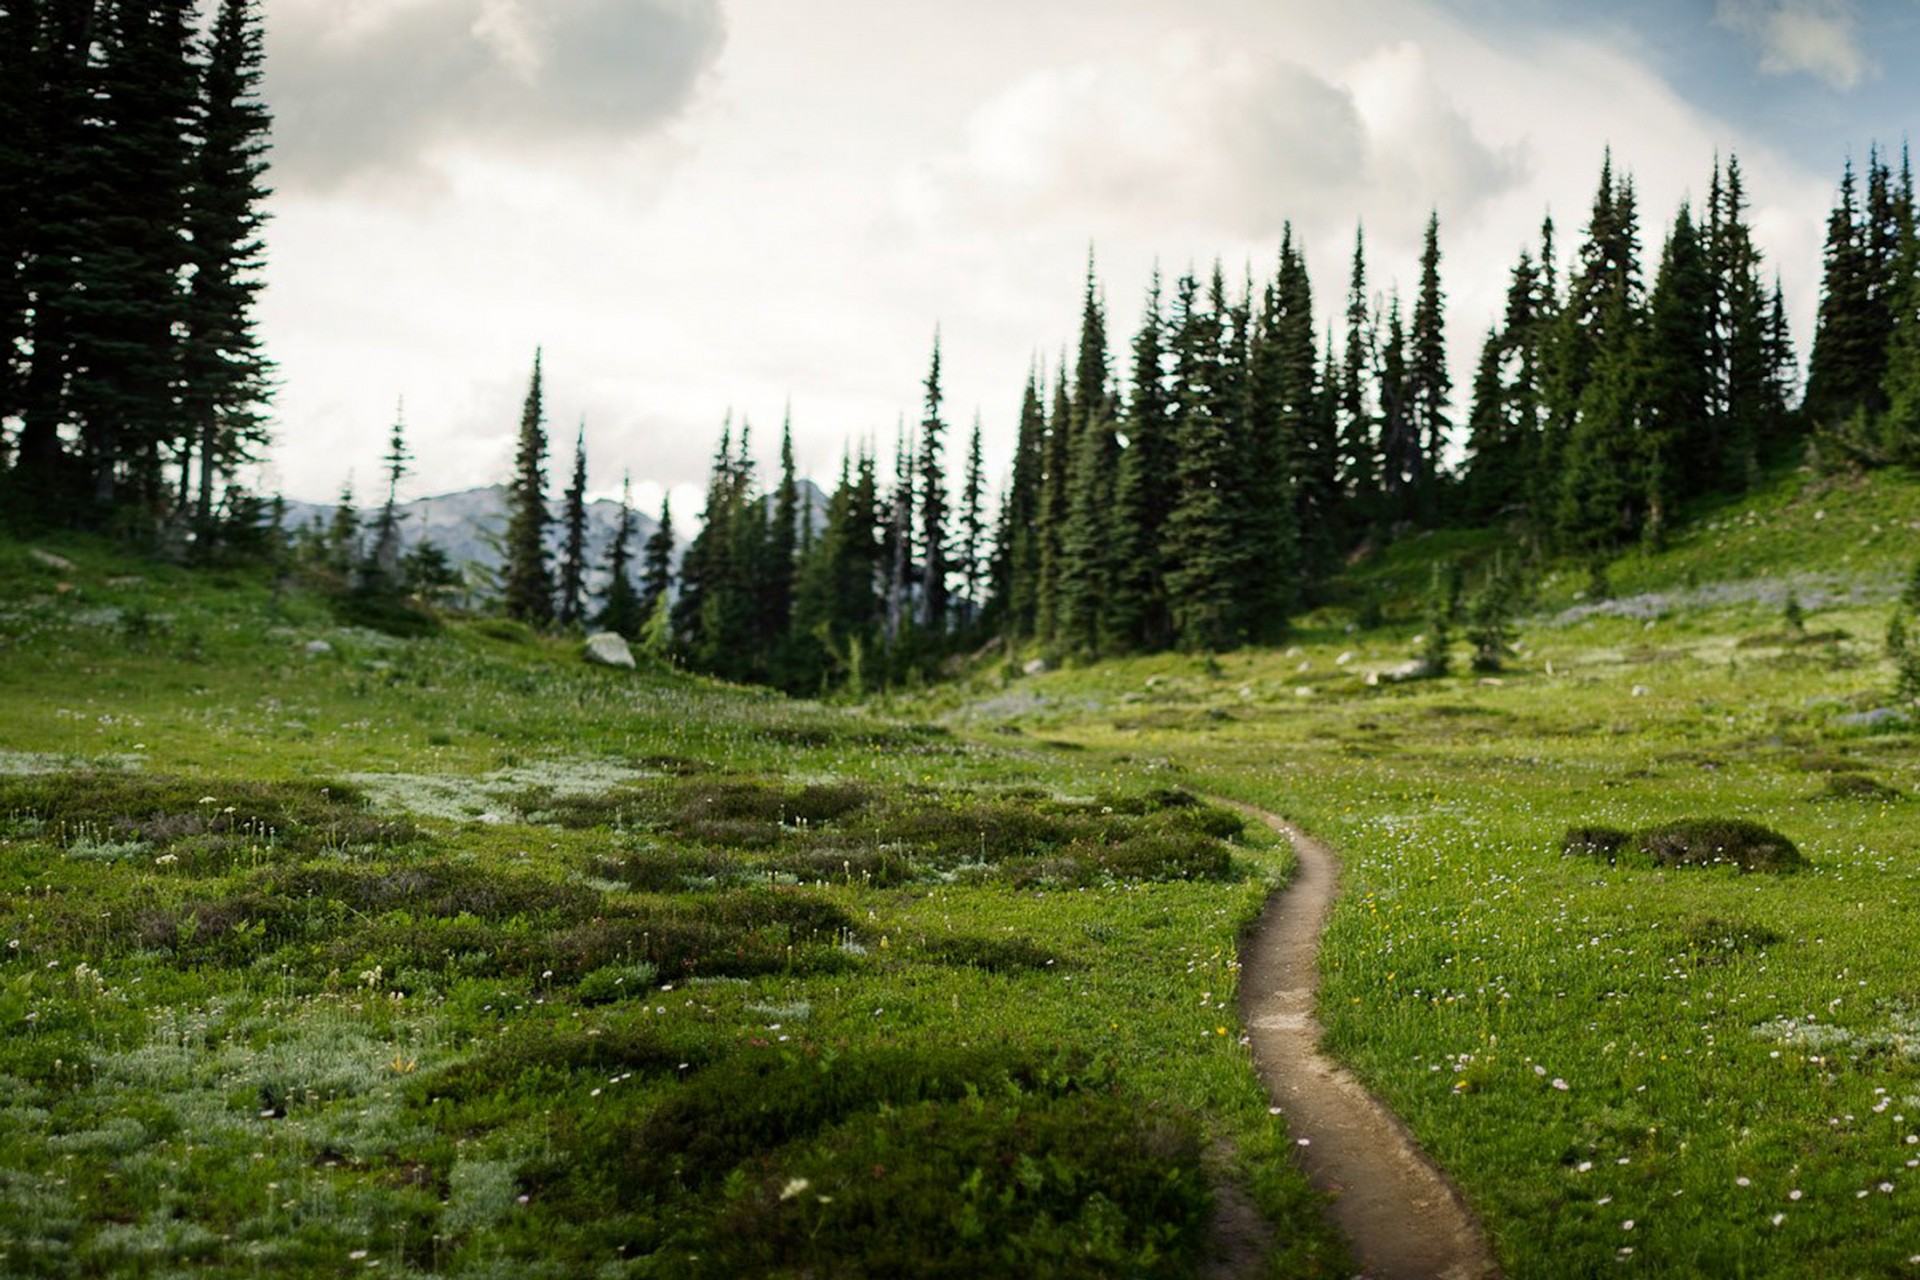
(616, 145, 1920, 691)
(0, 0, 273, 539)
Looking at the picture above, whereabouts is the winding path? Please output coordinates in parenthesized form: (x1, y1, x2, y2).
(1233, 806, 1501, 1280)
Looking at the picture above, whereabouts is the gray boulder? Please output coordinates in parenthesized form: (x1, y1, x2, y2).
(584, 632, 637, 670)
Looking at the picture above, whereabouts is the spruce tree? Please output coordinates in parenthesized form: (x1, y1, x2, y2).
(1642, 203, 1714, 542)
(638, 493, 675, 621)
(362, 403, 410, 592)
(181, 0, 274, 526)
(1057, 266, 1117, 655)
(1806, 158, 1882, 432)
(1108, 273, 1176, 651)
(598, 473, 643, 639)
(1337, 229, 1380, 523)
(502, 350, 554, 625)
(1035, 360, 1072, 645)
(767, 414, 800, 643)
(915, 337, 949, 633)
(1162, 268, 1242, 651)
(556, 422, 589, 627)
(958, 416, 986, 630)
(993, 367, 1047, 640)
(1407, 211, 1452, 525)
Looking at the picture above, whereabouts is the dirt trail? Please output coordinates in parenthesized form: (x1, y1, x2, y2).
(1234, 806, 1500, 1280)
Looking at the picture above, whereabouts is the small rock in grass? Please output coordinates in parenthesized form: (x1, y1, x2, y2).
(584, 632, 637, 669)
(29, 548, 77, 572)
(304, 639, 332, 657)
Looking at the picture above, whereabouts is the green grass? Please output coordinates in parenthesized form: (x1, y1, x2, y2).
(944, 464, 1920, 1276)
(0, 533, 1342, 1278)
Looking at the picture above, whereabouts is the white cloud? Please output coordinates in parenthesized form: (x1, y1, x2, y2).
(1715, 0, 1871, 90)
(907, 35, 1525, 244)
(263, 0, 726, 190)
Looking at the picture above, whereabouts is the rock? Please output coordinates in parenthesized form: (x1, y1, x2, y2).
(584, 632, 637, 669)
(304, 640, 332, 657)
(29, 548, 76, 572)
(1023, 658, 1052, 676)
(1631, 685, 1649, 697)
(1335, 651, 1354, 666)
(1836, 708, 1909, 729)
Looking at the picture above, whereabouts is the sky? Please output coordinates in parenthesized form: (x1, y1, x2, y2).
(250, 0, 1920, 516)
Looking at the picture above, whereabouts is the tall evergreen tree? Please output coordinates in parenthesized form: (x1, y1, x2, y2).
(180, 0, 273, 526)
(638, 492, 675, 621)
(1337, 228, 1379, 520)
(1162, 268, 1243, 651)
(1806, 158, 1883, 430)
(1056, 266, 1118, 654)
(1406, 210, 1452, 524)
(1643, 203, 1714, 542)
(1035, 358, 1072, 645)
(993, 366, 1047, 639)
(1107, 273, 1176, 651)
(958, 415, 986, 630)
(598, 472, 643, 639)
(914, 337, 949, 632)
(766, 413, 801, 643)
(502, 349, 554, 624)
(363, 402, 409, 591)
(555, 421, 589, 627)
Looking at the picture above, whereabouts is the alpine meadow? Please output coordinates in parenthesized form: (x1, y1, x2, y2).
(7, 2, 1920, 1276)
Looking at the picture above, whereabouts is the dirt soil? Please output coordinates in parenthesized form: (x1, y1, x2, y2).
(1235, 806, 1501, 1280)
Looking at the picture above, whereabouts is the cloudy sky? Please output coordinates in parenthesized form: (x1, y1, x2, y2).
(252, 0, 1920, 514)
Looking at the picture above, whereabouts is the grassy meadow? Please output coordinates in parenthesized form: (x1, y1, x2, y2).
(0, 539, 1343, 1277)
(4, 461, 1920, 1276)
(935, 466, 1920, 1276)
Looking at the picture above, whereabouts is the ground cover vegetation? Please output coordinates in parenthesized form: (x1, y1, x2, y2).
(935, 461, 1920, 1276)
(0, 535, 1349, 1277)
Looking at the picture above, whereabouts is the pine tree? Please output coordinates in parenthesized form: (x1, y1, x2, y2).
(327, 475, 360, 577)
(638, 493, 675, 621)
(1056, 266, 1117, 654)
(1108, 273, 1176, 651)
(555, 422, 589, 627)
(1337, 229, 1380, 522)
(1162, 268, 1243, 651)
(915, 337, 949, 632)
(1407, 211, 1452, 525)
(1035, 359, 1072, 645)
(502, 350, 554, 624)
(958, 415, 986, 630)
(362, 402, 410, 591)
(181, 0, 274, 526)
(63, 0, 199, 513)
(992, 367, 1047, 639)
(598, 473, 643, 639)
(1642, 202, 1714, 542)
(1806, 158, 1883, 432)
(766, 413, 801, 643)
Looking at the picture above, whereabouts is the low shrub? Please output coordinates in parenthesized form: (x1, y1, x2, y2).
(1635, 819, 1805, 873)
(1810, 773, 1904, 802)
(920, 934, 1063, 973)
(1563, 820, 1805, 872)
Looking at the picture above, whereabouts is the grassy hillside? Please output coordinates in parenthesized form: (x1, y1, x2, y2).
(941, 464, 1920, 1276)
(0, 537, 1345, 1277)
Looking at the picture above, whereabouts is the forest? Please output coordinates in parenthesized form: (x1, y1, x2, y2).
(6, 2, 1920, 696)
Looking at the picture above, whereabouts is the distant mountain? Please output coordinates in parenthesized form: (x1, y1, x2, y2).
(280, 480, 828, 601)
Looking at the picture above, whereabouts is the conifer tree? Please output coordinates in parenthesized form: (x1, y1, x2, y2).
(181, 0, 274, 526)
(767, 414, 801, 643)
(556, 422, 589, 627)
(598, 473, 643, 639)
(1035, 360, 1072, 645)
(1643, 203, 1714, 542)
(502, 350, 555, 624)
(1162, 268, 1243, 651)
(327, 475, 360, 577)
(638, 493, 675, 621)
(1337, 229, 1380, 521)
(959, 415, 986, 630)
(915, 338, 949, 632)
(1108, 274, 1176, 651)
(993, 367, 1047, 639)
(1806, 158, 1883, 431)
(362, 403, 410, 592)
(1407, 211, 1452, 524)
(1057, 267, 1117, 654)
